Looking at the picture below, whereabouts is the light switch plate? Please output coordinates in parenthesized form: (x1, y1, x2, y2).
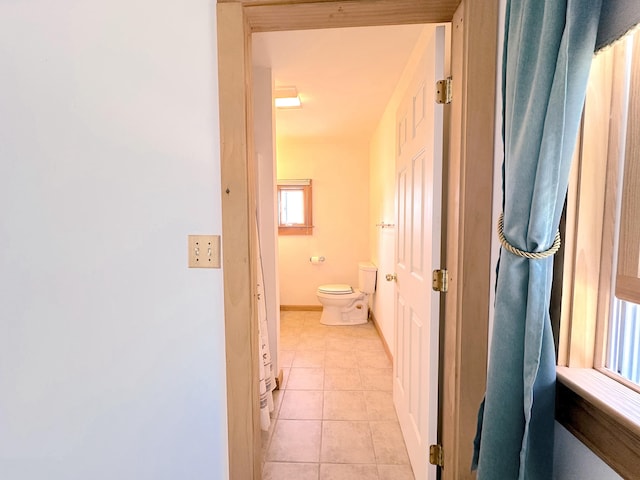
(188, 235, 221, 268)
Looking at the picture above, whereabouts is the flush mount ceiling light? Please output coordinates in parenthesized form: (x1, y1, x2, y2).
(274, 86, 302, 109)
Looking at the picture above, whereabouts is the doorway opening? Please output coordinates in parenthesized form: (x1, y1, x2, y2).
(252, 23, 443, 479)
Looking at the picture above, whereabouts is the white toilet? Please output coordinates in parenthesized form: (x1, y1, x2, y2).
(316, 262, 378, 325)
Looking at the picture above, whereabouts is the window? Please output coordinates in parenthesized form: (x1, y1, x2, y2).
(555, 30, 640, 478)
(608, 299, 640, 384)
(559, 28, 640, 387)
(600, 31, 640, 390)
(608, 58, 640, 385)
(277, 179, 313, 235)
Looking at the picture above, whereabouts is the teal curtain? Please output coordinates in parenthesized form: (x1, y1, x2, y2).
(473, 1, 602, 479)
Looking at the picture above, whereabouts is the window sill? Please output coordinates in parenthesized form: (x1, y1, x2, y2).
(556, 366, 640, 478)
(278, 226, 314, 236)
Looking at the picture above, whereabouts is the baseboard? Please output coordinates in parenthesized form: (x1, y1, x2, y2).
(370, 311, 393, 364)
(280, 305, 322, 311)
(274, 369, 284, 390)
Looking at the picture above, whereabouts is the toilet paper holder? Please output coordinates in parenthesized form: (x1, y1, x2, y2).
(309, 256, 326, 264)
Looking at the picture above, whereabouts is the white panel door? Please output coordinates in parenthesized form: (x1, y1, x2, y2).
(394, 25, 445, 480)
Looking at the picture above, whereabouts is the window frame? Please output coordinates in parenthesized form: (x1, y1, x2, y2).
(277, 179, 313, 236)
(556, 32, 640, 478)
(615, 34, 640, 306)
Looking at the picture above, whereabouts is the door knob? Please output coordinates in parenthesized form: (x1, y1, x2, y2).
(386, 273, 397, 282)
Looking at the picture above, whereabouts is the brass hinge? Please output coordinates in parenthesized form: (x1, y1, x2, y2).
(432, 269, 449, 293)
(436, 77, 452, 104)
(429, 444, 444, 467)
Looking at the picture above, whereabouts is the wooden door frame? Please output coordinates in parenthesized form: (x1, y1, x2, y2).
(216, 1, 498, 479)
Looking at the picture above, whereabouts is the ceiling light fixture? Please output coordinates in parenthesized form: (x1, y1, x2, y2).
(274, 87, 302, 109)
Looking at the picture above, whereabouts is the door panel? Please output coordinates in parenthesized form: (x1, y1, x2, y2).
(393, 25, 446, 480)
(411, 151, 426, 276)
(398, 166, 408, 266)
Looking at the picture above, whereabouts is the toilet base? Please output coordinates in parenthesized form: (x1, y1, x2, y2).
(320, 303, 369, 326)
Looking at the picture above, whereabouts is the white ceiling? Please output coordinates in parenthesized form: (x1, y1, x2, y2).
(252, 24, 427, 141)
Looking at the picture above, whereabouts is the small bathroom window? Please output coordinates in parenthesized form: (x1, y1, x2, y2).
(277, 179, 313, 235)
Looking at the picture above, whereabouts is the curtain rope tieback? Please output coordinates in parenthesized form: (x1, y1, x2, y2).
(497, 212, 561, 259)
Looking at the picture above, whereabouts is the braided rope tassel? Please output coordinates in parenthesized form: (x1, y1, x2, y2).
(497, 213, 561, 259)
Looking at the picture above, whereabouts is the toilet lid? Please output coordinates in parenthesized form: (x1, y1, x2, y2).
(318, 284, 353, 294)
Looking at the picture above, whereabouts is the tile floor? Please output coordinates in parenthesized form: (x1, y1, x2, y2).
(262, 310, 415, 480)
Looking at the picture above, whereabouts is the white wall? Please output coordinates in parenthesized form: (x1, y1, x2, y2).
(0, 1, 229, 479)
(553, 423, 621, 479)
(277, 138, 370, 305)
(368, 93, 398, 348)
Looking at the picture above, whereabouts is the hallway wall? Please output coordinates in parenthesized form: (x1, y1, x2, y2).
(553, 423, 621, 479)
(0, 1, 228, 478)
(276, 137, 370, 306)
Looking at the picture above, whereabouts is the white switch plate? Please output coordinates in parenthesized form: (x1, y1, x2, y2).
(188, 235, 221, 268)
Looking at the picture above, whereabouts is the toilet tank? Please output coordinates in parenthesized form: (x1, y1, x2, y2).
(358, 262, 378, 294)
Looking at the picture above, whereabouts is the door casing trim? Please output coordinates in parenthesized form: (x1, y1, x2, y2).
(216, 1, 498, 478)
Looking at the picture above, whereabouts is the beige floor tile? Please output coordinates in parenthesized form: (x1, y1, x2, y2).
(323, 391, 368, 420)
(324, 367, 362, 391)
(324, 350, 358, 368)
(301, 322, 329, 334)
(281, 367, 290, 389)
(279, 350, 295, 368)
(363, 391, 397, 421)
(357, 351, 392, 369)
(320, 421, 375, 464)
(348, 323, 379, 337)
(301, 330, 329, 341)
(360, 368, 393, 391)
(325, 336, 356, 346)
(281, 311, 306, 322)
(297, 336, 327, 350)
(360, 349, 387, 360)
(370, 421, 410, 464)
(292, 350, 326, 368)
(280, 335, 300, 350)
(263, 462, 319, 480)
(281, 321, 304, 332)
(377, 464, 415, 480)
(319, 463, 379, 480)
(287, 367, 324, 390)
(279, 390, 323, 420)
(355, 337, 385, 351)
(278, 324, 303, 335)
(325, 327, 356, 340)
(266, 420, 322, 462)
(303, 311, 323, 322)
(325, 337, 357, 351)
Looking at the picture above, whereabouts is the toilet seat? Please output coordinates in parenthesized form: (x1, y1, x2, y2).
(317, 284, 353, 294)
